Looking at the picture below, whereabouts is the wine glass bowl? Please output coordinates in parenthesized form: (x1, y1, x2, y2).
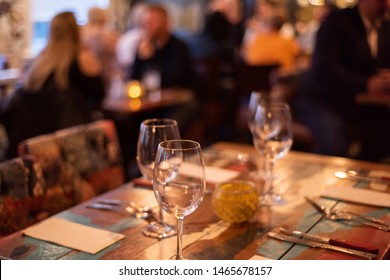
(137, 118, 180, 181)
(153, 140, 206, 259)
(247, 90, 283, 134)
(154, 180, 204, 217)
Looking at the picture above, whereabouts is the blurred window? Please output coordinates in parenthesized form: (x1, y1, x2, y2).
(30, 0, 109, 56)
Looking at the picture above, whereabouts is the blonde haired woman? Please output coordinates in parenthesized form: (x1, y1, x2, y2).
(1, 11, 105, 159)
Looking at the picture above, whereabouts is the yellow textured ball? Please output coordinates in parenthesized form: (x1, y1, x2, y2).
(212, 181, 258, 223)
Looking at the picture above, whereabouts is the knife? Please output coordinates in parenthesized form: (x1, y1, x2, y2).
(86, 203, 151, 219)
(267, 232, 377, 260)
(304, 196, 329, 215)
(334, 170, 390, 184)
(279, 227, 379, 254)
(97, 198, 151, 213)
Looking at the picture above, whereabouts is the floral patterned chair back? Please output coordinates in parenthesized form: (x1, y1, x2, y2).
(53, 120, 125, 196)
(0, 156, 45, 237)
(2, 119, 126, 237)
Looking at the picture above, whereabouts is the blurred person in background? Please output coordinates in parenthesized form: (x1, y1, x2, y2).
(242, 0, 295, 45)
(207, 0, 244, 51)
(125, 4, 200, 174)
(188, 0, 244, 72)
(130, 4, 196, 90)
(130, 4, 199, 129)
(241, 14, 300, 71)
(116, 3, 148, 77)
(81, 6, 119, 86)
(0, 11, 105, 159)
(296, 2, 338, 61)
(293, 0, 390, 161)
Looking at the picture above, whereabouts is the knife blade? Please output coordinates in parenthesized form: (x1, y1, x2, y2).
(97, 198, 151, 213)
(279, 227, 379, 254)
(267, 232, 377, 260)
(334, 171, 390, 184)
(87, 203, 135, 214)
(86, 203, 152, 219)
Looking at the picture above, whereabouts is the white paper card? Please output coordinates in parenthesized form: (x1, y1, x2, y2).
(180, 162, 240, 184)
(321, 185, 390, 208)
(250, 255, 273, 260)
(23, 217, 125, 254)
(368, 170, 390, 192)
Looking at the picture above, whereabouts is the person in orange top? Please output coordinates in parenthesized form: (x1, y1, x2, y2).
(241, 14, 299, 71)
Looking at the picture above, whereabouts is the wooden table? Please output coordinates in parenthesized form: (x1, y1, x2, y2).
(355, 93, 390, 107)
(102, 88, 194, 116)
(0, 142, 389, 260)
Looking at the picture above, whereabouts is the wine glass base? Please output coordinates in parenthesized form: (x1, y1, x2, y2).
(260, 193, 287, 206)
(141, 221, 176, 239)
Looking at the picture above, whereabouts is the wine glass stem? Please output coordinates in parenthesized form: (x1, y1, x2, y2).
(267, 157, 275, 197)
(176, 216, 184, 260)
(158, 207, 164, 224)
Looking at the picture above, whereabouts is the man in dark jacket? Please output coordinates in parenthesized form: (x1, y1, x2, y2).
(294, 0, 390, 161)
(130, 4, 196, 90)
(130, 4, 199, 135)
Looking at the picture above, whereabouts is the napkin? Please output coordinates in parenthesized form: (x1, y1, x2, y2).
(180, 162, 240, 184)
(250, 255, 273, 260)
(368, 170, 390, 192)
(321, 185, 390, 208)
(132, 164, 240, 187)
(23, 217, 125, 254)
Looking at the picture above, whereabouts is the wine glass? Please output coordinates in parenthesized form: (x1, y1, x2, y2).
(153, 140, 206, 260)
(247, 91, 270, 190)
(136, 118, 180, 239)
(252, 102, 293, 205)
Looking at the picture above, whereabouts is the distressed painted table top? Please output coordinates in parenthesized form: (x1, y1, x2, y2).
(1, 142, 389, 260)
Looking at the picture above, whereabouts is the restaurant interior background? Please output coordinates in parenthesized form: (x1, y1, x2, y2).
(1, 0, 390, 262)
(2, 0, 382, 173)
(0, 0, 379, 172)
(1, 0, 358, 69)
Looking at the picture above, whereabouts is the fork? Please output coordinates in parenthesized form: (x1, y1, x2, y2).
(325, 210, 390, 231)
(305, 197, 390, 231)
(332, 209, 389, 226)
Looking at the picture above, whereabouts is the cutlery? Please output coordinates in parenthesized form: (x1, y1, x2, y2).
(267, 232, 377, 260)
(334, 170, 390, 184)
(305, 197, 390, 231)
(97, 198, 151, 213)
(86, 203, 152, 219)
(278, 227, 379, 254)
(203, 151, 251, 162)
(331, 209, 389, 226)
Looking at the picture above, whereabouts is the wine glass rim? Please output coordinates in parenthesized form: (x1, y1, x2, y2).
(158, 139, 201, 150)
(141, 118, 178, 127)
